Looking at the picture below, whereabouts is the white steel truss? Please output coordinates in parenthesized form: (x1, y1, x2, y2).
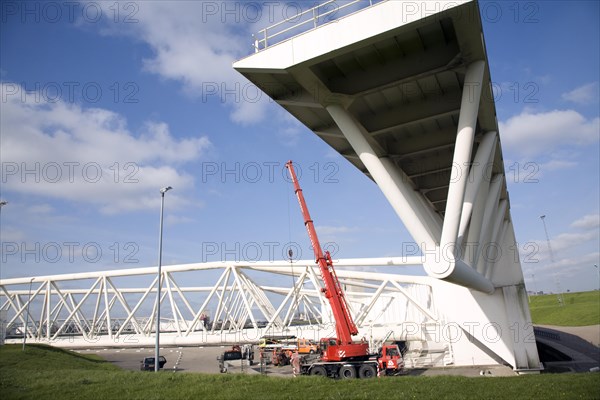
(1, 259, 443, 350)
(0, 257, 538, 369)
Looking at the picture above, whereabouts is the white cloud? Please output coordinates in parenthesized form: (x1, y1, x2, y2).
(562, 82, 599, 105)
(525, 251, 600, 283)
(522, 212, 600, 287)
(0, 228, 26, 242)
(499, 109, 599, 156)
(539, 159, 578, 171)
(94, 2, 270, 125)
(571, 214, 600, 230)
(230, 96, 272, 126)
(273, 107, 305, 146)
(550, 231, 599, 254)
(27, 204, 54, 215)
(1, 83, 211, 214)
(165, 214, 196, 226)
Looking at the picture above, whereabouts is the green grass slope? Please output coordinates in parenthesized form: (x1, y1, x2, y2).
(1, 344, 599, 400)
(529, 291, 600, 326)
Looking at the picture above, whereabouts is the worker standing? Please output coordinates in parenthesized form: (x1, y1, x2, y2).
(291, 351, 300, 377)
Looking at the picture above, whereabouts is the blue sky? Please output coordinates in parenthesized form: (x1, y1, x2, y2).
(1, 0, 598, 294)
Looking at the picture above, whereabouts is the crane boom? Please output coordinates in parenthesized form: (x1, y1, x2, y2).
(285, 161, 359, 345)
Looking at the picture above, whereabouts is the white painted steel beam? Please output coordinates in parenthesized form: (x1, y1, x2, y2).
(475, 175, 503, 273)
(480, 200, 508, 278)
(457, 131, 498, 247)
(326, 103, 441, 249)
(488, 220, 509, 281)
(440, 60, 486, 251)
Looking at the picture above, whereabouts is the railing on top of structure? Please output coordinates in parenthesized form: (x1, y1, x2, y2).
(253, 0, 386, 52)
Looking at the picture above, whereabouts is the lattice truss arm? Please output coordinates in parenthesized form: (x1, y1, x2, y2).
(0, 261, 437, 341)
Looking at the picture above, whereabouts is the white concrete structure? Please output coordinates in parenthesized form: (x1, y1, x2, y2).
(0, 258, 527, 369)
(234, 0, 540, 371)
(0, 0, 541, 372)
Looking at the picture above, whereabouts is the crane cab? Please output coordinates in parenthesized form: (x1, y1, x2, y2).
(319, 337, 370, 362)
(377, 344, 405, 374)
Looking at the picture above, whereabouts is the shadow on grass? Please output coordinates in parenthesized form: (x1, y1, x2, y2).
(22, 344, 110, 364)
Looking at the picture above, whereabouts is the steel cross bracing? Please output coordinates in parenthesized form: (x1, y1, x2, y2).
(0, 259, 441, 352)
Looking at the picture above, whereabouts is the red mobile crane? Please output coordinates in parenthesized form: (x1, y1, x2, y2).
(286, 161, 404, 379)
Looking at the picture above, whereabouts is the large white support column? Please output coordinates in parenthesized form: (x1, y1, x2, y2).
(456, 131, 498, 247)
(439, 60, 486, 254)
(465, 175, 491, 266)
(488, 220, 509, 280)
(421, 61, 494, 293)
(475, 175, 503, 273)
(479, 199, 507, 276)
(326, 104, 439, 250)
(326, 102, 493, 294)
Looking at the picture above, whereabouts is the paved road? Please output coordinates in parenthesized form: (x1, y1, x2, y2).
(76, 346, 294, 377)
(71, 325, 600, 377)
(534, 325, 600, 373)
(78, 346, 518, 377)
(537, 324, 600, 347)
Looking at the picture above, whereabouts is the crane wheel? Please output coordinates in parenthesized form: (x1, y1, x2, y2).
(310, 366, 327, 377)
(339, 365, 357, 379)
(358, 364, 376, 379)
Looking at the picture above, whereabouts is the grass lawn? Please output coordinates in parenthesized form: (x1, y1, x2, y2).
(529, 291, 600, 326)
(1, 344, 599, 400)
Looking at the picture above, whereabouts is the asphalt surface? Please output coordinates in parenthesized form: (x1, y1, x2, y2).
(78, 346, 515, 377)
(76, 346, 295, 377)
(534, 325, 600, 373)
(76, 325, 600, 377)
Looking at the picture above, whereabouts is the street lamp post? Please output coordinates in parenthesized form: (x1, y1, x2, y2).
(0, 201, 7, 240)
(0, 201, 7, 267)
(155, 186, 172, 372)
(594, 265, 599, 290)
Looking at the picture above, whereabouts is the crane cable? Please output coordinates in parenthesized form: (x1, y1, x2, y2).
(286, 172, 301, 323)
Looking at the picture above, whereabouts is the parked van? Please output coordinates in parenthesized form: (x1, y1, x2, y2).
(297, 338, 318, 354)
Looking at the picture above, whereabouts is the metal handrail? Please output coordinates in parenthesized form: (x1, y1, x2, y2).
(253, 0, 384, 52)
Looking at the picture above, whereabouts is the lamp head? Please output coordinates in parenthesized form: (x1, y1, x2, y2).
(160, 186, 173, 194)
